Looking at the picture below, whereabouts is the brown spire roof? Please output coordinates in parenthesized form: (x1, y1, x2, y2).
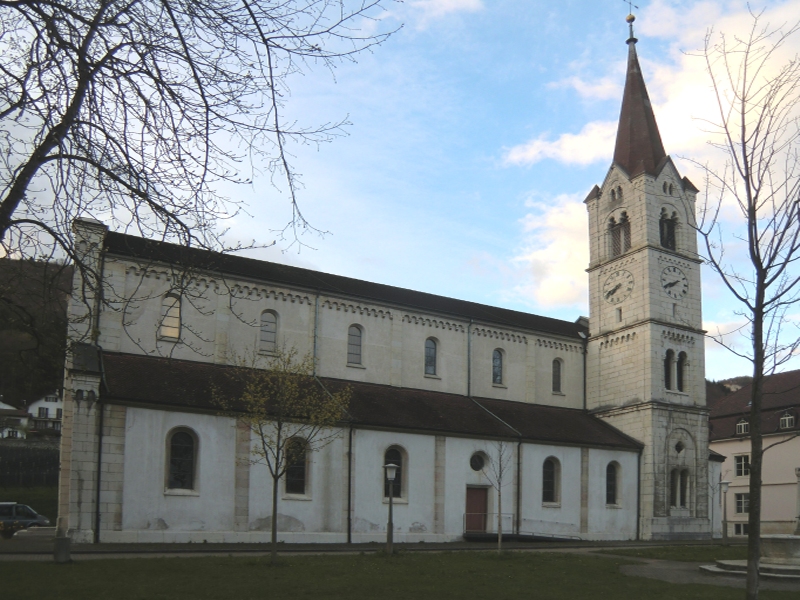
(613, 36, 667, 178)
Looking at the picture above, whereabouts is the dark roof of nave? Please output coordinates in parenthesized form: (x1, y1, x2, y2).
(104, 231, 586, 339)
(613, 38, 667, 179)
(98, 352, 642, 450)
(708, 369, 800, 440)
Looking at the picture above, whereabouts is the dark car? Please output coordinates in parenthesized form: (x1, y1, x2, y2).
(0, 502, 50, 539)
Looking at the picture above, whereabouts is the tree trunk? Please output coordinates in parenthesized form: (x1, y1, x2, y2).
(746, 303, 765, 600)
(271, 472, 279, 564)
(497, 486, 502, 554)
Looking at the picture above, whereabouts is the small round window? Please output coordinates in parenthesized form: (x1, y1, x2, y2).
(470, 453, 485, 471)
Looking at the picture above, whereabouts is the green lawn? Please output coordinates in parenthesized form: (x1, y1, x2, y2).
(0, 551, 795, 600)
(598, 545, 749, 562)
(0, 486, 58, 522)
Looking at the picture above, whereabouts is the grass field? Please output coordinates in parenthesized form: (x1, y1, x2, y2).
(0, 486, 58, 521)
(598, 545, 749, 562)
(1, 551, 796, 600)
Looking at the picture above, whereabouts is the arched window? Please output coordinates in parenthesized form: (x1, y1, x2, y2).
(606, 462, 619, 505)
(425, 338, 437, 376)
(542, 457, 560, 503)
(552, 359, 562, 393)
(608, 212, 631, 257)
(664, 350, 674, 390)
(660, 209, 677, 250)
(285, 437, 308, 495)
(492, 349, 503, 385)
(167, 429, 196, 490)
(676, 352, 687, 392)
(384, 446, 404, 499)
(669, 468, 690, 508)
(736, 419, 750, 435)
(158, 294, 181, 339)
(259, 311, 278, 353)
(669, 468, 679, 507)
(348, 325, 363, 365)
(780, 412, 796, 429)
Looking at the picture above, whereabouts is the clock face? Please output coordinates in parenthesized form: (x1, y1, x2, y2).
(661, 266, 688, 299)
(603, 270, 635, 304)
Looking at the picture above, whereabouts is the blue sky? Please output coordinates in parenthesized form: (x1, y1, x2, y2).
(219, 0, 800, 382)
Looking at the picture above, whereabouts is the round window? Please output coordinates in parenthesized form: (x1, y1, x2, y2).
(470, 453, 485, 471)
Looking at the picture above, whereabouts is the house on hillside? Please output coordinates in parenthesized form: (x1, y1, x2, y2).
(27, 392, 64, 437)
(708, 371, 800, 536)
(0, 400, 29, 439)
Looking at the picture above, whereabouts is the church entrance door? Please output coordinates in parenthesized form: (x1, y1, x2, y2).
(465, 487, 488, 532)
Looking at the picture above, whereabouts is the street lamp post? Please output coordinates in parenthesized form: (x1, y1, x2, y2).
(721, 480, 730, 546)
(384, 463, 398, 555)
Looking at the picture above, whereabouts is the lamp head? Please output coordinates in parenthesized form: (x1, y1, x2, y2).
(384, 463, 399, 481)
(720, 481, 730, 493)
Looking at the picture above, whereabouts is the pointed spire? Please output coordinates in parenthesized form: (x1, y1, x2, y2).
(613, 15, 666, 178)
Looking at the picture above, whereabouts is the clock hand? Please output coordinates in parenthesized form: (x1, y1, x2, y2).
(605, 283, 622, 299)
(664, 280, 681, 289)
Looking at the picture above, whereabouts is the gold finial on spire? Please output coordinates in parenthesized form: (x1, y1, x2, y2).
(622, 1, 639, 41)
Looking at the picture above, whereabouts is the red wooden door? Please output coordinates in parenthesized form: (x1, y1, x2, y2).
(465, 487, 488, 532)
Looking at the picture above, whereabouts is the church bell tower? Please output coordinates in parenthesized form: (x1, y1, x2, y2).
(584, 15, 711, 539)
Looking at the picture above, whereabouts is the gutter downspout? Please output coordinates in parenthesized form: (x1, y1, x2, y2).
(347, 424, 353, 544)
(313, 292, 320, 376)
(467, 319, 472, 398)
(92, 245, 106, 544)
(516, 440, 522, 535)
(579, 331, 588, 411)
(93, 398, 104, 544)
(636, 450, 641, 541)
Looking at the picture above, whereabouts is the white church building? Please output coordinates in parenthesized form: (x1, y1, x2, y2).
(58, 24, 724, 544)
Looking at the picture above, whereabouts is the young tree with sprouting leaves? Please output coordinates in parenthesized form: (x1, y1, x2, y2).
(693, 12, 800, 600)
(217, 346, 350, 563)
(481, 440, 513, 554)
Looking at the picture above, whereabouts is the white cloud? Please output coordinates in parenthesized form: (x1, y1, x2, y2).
(506, 193, 589, 309)
(548, 76, 621, 101)
(409, 0, 483, 25)
(503, 121, 616, 167)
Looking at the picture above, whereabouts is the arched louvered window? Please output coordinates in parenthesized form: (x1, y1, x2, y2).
(348, 325, 363, 365)
(492, 349, 503, 385)
(167, 429, 197, 490)
(677, 352, 687, 392)
(158, 294, 181, 339)
(664, 350, 674, 390)
(260, 311, 278, 353)
(660, 209, 677, 250)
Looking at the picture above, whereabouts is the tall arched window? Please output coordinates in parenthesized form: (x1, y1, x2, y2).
(679, 469, 689, 508)
(348, 325, 363, 365)
(669, 468, 679, 507)
(660, 209, 677, 250)
(425, 338, 437, 376)
(669, 468, 689, 508)
(260, 311, 278, 353)
(664, 350, 674, 390)
(606, 462, 619, 505)
(167, 429, 196, 490)
(384, 446, 404, 499)
(542, 457, 560, 503)
(158, 294, 181, 339)
(677, 352, 687, 392)
(285, 437, 308, 495)
(609, 212, 631, 257)
(492, 349, 503, 385)
(552, 359, 562, 393)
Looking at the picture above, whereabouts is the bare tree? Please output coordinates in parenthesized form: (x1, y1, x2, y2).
(216, 346, 350, 563)
(481, 440, 513, 554)
(0, 0, 397, 267)
(694, 12, 800, 600)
